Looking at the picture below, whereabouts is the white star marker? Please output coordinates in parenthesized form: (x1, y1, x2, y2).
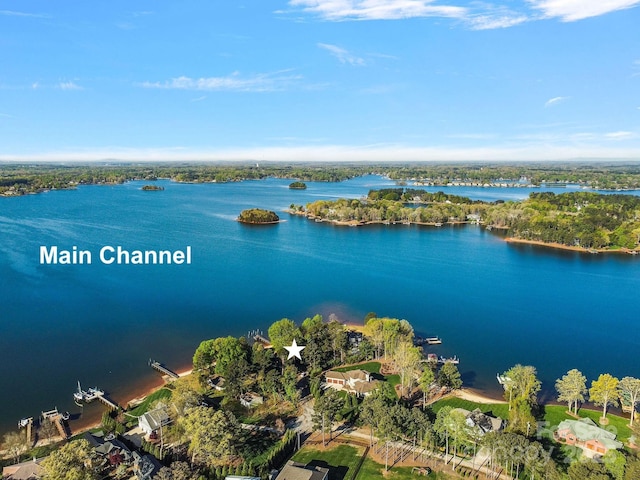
(284, 338, 305, 361)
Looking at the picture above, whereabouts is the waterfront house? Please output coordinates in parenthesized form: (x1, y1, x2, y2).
(554, 418, 623, 456)
(138, 408, 170, 436)
(240, 392, 264, 409)
(275, 460, 329, 480)
(324, 369, 380, 397)
(453, 408, 504, 435)
(2, 458, 42, 480)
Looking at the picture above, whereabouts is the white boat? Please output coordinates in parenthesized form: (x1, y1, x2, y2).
(18, 417, 32, 428)
(74, 381, 104, 403)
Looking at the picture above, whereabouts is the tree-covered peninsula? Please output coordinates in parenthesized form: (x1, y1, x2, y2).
(300, 188, 640, 251)
(237, 208, 280, 224)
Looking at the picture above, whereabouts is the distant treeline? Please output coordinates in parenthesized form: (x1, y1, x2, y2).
(305, 188, 640, 250)
(4, 162, 640, 196)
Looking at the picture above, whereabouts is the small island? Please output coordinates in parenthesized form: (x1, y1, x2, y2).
(288, 181, 307, 190)
(237, 208, 280, 224)
(141, 185, 164, 191)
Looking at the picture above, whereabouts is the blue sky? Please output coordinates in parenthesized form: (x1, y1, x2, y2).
(0, 0, 639, 162)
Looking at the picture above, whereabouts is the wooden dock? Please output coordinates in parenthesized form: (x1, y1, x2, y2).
(41, 408, 69, 439)
(18, 417, 33, 444)
(95, 392, 118, 410)
(248, 330, 272, 348)
(149, 359, 180, 379)
(414, 336, 442, 346)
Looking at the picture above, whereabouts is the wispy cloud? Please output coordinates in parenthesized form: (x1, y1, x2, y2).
(58, 81, 83, 90)
(0, 9, 48, 18)
(544, 96, 569, 107)
(288, 0, 466, 21)
(140, 71, 302, 92)
(318, 43, 366, 66)
(287, 0, 640, 28)
(190, 96, 207, 102)
(527, 0, 640, 21)
(465, 4, 529, 30)
(0, 113, 13, 118)
(605, 131, 636, 139)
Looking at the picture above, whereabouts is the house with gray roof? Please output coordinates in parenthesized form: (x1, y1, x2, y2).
(274, 460, 329, 480)
(84, 431, 132, 467)
(452, 408, 504, 435)
(554, 417, 623, 456)
(138, 407, 170, 436)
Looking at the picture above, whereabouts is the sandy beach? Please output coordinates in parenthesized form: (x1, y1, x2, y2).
(451, 387, 507, 404)
(504, 237, 638, 254)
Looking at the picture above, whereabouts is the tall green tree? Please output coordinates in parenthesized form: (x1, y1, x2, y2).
(41, 439, 98, 480)
(393, 340, 422, 396)
(603, 450, 626, 480)
(281, 364, 300, 403)
(438, 362, 462, 390)
(359, 391, 391, 445)
(567, 458, 610, 480)
(555, 368, 587, 415)
(618, 376, 640, 426)
(418, 367, 435, 409)
(180, 407, 242, 468)
(590, 373, 620, 421)
(312, 389, 343, 443)
(501, 364, 541, 409)
(268, 318, 301, 367)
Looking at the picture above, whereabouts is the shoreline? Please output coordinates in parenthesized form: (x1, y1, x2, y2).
(504, 237, 639, 255)
(292, 211, 470, 228)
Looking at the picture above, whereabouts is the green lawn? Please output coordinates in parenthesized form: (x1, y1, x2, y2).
(333, 362, 381, 374)
(291, 444, 365, 480)
(126, 387, 172, 418)
(356, 458, 455, 479)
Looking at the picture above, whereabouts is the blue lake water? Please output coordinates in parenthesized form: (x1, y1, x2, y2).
(1, 175, 639, 433)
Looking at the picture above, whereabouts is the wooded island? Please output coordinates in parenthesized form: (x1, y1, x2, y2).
(237, 208, 280, 224)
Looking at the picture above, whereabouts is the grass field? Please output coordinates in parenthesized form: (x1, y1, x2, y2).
(356, 458, 456, 479)
(290, 444, 365, 480)
(333, 362, 381, 374)
(126, 387, 172, 418)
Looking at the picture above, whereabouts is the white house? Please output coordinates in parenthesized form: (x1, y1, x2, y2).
(138, 408, 170, 436)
